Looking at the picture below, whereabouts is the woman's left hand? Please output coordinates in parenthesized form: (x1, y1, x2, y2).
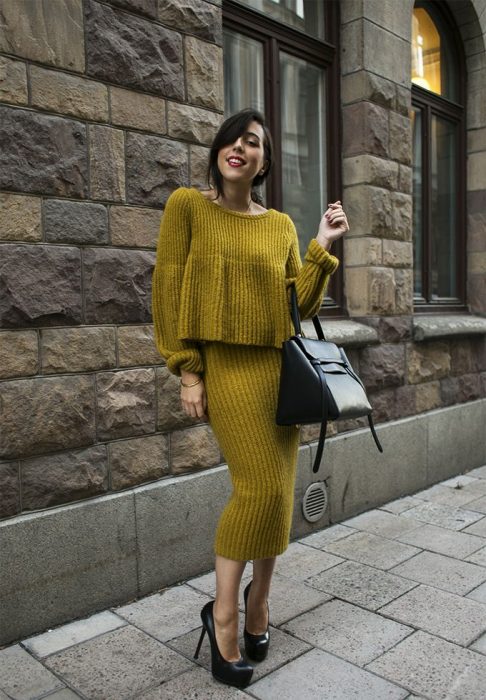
(316, 200, 349, 248)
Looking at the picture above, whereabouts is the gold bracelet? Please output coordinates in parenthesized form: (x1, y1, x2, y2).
(180, 376, 202, 388)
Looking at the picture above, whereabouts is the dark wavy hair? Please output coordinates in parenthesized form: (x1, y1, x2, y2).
(206, 108, 273, 204)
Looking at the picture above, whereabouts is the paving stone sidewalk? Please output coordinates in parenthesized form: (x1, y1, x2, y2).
(2, 466, 486, 699)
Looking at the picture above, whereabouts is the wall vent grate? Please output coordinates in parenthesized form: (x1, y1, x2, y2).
(302, 481, 328, 523)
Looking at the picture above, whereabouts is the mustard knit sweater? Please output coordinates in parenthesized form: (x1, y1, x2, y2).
(152, 187, 339, 376)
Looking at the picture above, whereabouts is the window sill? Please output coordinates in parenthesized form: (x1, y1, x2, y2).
(301, 319, 379, 347)
(413, 314, 486, 341)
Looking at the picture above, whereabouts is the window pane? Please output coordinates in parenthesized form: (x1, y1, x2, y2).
(411, 6, 458, 101)
(234, 0, 325, 40)
(430, 115, 457, 298)
(223, 29, 264, 116)
(280, 52, 327, 265)
(412, 107, 423, 298)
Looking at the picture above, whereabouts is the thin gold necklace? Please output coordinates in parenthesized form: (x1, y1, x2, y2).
(218, 195, 252, 214)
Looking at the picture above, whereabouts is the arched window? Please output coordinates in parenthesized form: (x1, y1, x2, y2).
(411, 1, 466, 310)
(222, 0, 343, 315)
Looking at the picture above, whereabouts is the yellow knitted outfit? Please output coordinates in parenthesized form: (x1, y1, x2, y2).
(152, 187, 339, 560)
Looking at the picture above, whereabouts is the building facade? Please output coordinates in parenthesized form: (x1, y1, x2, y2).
(0, 0, 485, 645)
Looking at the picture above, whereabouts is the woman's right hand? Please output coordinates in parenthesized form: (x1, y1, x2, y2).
(180, 374, 208, 421)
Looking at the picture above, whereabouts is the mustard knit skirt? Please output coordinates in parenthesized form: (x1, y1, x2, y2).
(200, 341, 301, 561)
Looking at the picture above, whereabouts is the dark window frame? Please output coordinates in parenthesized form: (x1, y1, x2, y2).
(412, 0, 467, 313)
(223, 0, 345, 317)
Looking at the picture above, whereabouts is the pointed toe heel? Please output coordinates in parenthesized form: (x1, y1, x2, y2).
(243, 580, 270, 662)
(194, 600, 253, 689)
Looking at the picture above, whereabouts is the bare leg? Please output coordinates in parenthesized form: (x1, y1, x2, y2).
(213, 553, 247, 662)
(246, 556, 276, 634)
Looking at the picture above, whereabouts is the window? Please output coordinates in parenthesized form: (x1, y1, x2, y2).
(411, 1, 466, 310)
(223, 0, 343, 314)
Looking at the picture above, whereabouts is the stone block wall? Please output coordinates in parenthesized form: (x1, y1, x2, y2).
(351, 326, 485, 424)
(0, 0, 224, 519)
(341, 0, 414, 320)
(0, 0, 485, 522)
(335, 0, 486, 433)
(464, 0, 486, 315)
(341, 0, 486, 324)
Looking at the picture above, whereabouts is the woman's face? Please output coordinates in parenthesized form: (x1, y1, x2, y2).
(216, 120, 267, 188)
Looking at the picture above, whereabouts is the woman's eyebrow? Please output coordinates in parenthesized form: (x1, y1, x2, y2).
(244, 131, 261, 140)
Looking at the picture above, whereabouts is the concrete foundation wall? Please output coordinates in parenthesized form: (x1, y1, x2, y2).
(1, 399, 484, 647)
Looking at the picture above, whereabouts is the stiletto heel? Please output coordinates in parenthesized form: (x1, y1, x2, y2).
(193, 626, 206, 659)
(195, 600, 253, 688)
(243, 580, 270, 662)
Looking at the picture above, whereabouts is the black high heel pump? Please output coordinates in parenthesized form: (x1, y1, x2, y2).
(194, 600, 253, 688)
(243, 580, 270, 662)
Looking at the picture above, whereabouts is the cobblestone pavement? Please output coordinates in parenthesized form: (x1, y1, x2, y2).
(2, 465, 486, 699)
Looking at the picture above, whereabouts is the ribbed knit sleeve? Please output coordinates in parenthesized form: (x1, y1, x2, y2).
(151, 189, 204, 377)
(285, 217, 340, 320)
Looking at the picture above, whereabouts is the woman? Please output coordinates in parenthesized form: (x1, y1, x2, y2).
(151, 108, 348, 688)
